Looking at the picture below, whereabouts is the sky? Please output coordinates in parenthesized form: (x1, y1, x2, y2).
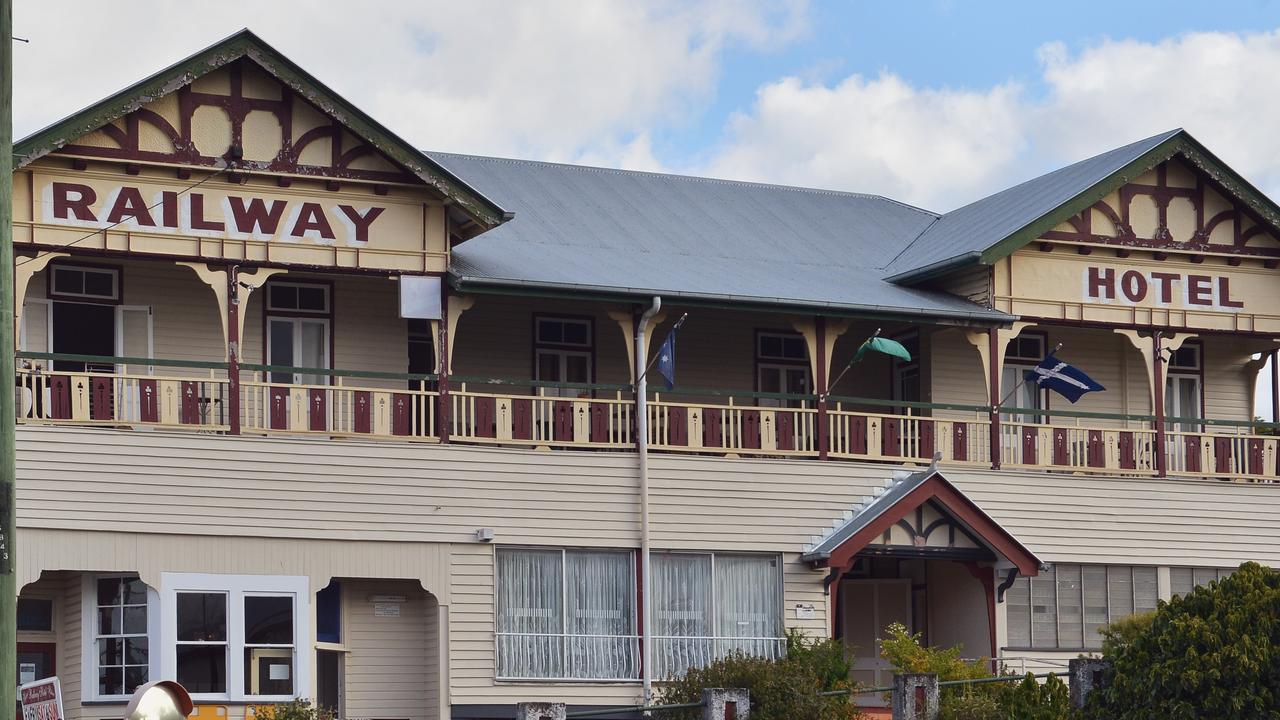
(11, 0, 1280, 417)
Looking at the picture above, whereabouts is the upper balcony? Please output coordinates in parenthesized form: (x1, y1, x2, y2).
(13, 255, 1279, 484)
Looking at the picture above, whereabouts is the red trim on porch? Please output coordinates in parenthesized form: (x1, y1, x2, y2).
(822, 472, 1041, 577)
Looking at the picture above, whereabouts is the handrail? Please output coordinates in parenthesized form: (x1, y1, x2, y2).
(999, 405, 1157, 423)
(828, 394, 989, 414)
(450, 375, 630, 392)
(240, 363, 438, 382)
(16, 351, 228, 371)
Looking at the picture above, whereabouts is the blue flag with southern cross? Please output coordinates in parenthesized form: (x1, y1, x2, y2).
(1024, 353, 1105, 403)
(655, 328, 677, 389)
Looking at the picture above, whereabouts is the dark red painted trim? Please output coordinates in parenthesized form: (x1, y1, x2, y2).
(227, 265, 242, 435)
(1153, 332, 1167, 477)
(962, 562, 998, 657)
(988, 328, 1001, 470)
(438, 288, 451, 443)
(823, 473, 1041, 576)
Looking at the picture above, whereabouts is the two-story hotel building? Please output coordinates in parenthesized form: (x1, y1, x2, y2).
(10, 30, 1280, 720)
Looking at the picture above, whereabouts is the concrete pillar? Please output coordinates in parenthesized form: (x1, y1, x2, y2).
(514, 702, 566, 720)
(702, 688, 750, 720)
(1069, 658, 1110, 709)
(892, 673, 938, 720)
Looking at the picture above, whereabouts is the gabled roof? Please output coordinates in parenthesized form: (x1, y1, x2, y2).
(800, 469, 1042, 575)
(13, 29, 507, 228)
(429, 151, 1014, 323)
(884, 128, 1280, 283)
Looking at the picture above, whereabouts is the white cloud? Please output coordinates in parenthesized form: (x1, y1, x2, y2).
(12, 0, 807, 164)
(700, 29, 1280, 211)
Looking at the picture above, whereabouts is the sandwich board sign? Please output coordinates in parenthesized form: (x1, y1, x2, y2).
(19, 676, 64, 720)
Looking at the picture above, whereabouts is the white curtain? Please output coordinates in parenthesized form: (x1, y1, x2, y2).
(653, 553, 712, 677)
(566, 551, 636, 679)
(496, 549, 636, 679)
(496, 549, 563, 678)
(715, 554, 783, 659)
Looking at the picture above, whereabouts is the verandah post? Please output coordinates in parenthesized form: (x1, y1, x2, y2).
(816, 315, 829, 460)
(988, 328, 1001, 469)
(438, 284, 451, 443)
(226, 265, 241, 435)
(1153, 331, 1166, 477)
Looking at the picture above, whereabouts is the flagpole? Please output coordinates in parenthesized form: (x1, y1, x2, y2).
(821, 328, 880, 400)
(635, 312, 687, 386)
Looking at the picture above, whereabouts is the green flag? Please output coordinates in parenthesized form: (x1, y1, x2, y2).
(852, 336, 912, 364)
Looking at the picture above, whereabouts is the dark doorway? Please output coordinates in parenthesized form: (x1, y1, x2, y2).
(407, 319, 436, 390)
(316, 649, 343, 717)
(52, 302, 114, 372)
(16, 642, 56, 720)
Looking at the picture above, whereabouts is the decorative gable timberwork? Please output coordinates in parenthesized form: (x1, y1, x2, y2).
(63, 59, 414, 184)
(1042, 157, 1280, 258)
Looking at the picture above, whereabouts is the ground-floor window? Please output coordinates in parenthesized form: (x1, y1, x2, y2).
(652, 552, 784, 678)
(160, 573, 309, 702)
(81, 575, 158, 701)
(495, 548, 637, 680)
(1170, 566, 1232, 598)
(1004, 564, 1157, 651)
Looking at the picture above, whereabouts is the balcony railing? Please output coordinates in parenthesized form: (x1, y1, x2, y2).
(14, 352, 1280, 483)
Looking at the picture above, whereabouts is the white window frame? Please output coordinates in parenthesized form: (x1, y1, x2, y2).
(267, 317, 331, 385)
(115, 305, 155, 375)
(1002, 333, 1048, 423)
(160, 572, 311, 703)
(756, 332, 810, 408)
(50, 264, 120, 302)
(493, 547, 638, 682)
(1165, 343, 1202, 432)
(534, 317, 593, 398)
(80, 574, 161, 702)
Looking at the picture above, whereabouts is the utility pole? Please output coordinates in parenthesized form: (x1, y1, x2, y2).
(0, 0, 16, 714)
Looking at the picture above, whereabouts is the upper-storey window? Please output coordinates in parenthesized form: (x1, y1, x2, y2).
(534, 316, 593, 397)
(891, 332, 921, 410)
(266, 282, 331, 386)
(49, 264, 120, 303)
(1166, 342, 1202, 432)
(756, 331, 810, 408)
(1002, 332, 1047, 422)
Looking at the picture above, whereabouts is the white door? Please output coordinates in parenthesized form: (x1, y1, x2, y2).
(18, 299, 53, 419)
(115, 305, 154, 374)
(842, 579, 912, 705)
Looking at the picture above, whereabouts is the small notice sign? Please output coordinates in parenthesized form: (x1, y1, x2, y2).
(374, 602, 401, 618)
(794, 603, 816, 620)
(20, 677, 64, 720)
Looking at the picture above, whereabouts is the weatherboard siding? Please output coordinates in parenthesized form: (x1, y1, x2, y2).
(343, 579, 440, 720)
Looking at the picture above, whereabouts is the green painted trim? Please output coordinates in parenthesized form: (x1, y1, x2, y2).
(13, 29, 506, 227)
(828, 395, 988, 414)
(448, 376, 630, 393)
(239, 363, 437, 382)
(17, 351, 226, 371)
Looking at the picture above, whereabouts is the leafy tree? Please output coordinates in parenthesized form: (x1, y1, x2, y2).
(1086, 561, 1280, 720)
(657, 630, 863, 720)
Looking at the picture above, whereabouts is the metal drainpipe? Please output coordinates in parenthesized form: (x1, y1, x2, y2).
(636, 296, 661, 706)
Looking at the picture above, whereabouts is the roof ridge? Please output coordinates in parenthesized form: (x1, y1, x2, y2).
(425, 149, 940, 215)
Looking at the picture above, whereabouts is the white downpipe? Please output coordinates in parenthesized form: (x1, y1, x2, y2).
(636, 296, 661, 707)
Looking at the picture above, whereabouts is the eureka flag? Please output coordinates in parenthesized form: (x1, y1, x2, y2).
(1025, 354, 1105, 403)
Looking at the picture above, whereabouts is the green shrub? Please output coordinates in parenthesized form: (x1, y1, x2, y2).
(997, 674, 1072, 720)
(656, 630, 863, 720)
(252, 700, 333, 720)
(941, 691, 1000, 720)
(878, 622, 990, 682)
(1085, 561, 1280, 720)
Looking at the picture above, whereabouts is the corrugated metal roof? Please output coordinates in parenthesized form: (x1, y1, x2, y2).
(429, 151, 1014, 322)
(882, 129, 1183, 280)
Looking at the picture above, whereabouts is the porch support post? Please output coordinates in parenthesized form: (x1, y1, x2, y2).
(815, 316, 829, 460)
(227, 267, 241, 435)
(1272, 350, 1279, 423)
(437, 285, 450, 443)
(987, 328, 1001, 470)
(441, 293, 475, 442)
(1153, 331, 1166, 477)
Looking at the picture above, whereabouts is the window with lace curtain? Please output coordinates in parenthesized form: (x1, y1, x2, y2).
(651, 552, 784, 679)
(495, 548, 637, 680)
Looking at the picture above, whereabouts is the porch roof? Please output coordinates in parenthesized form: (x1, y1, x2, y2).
(800, 468, 1043, 575)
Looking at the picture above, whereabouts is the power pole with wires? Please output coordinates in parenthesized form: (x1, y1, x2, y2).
(1, 0, 17, 713)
